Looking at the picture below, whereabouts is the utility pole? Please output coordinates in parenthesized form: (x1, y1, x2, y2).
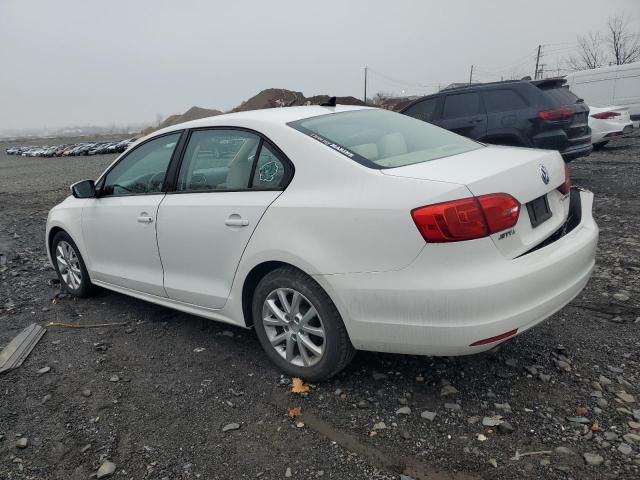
(363, 66, 368, 104)
(539, 63, 545, 79)
(469, 65, 474, 84)
(534, 45, 542, 79)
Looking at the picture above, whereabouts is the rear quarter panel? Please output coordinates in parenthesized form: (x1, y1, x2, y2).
(235, 126, 471, 276)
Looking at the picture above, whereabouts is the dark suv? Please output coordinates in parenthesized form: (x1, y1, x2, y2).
(400, 79, 592, 161)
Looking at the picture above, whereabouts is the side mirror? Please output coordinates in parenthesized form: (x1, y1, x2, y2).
(70, 179, 96, 199)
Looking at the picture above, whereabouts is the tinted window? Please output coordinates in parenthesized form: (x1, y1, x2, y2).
(482, 89, 528, 113)
(443, 92, 481, 117)
(251, 144, 287, 189)
(102, 133, 180, 196)
(540, 85, 579, 105)
(403, 98, 438, 122)
(177, 130, 260, 191)
(288, 109, 481, 169)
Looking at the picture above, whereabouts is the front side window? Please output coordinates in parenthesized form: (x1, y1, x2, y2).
(403, 97, 438, 122)
(443, 92, 481, 118)
(102, 132, 181, 196)
(177, 130, 260, 191)
(288, 109, 481, 169)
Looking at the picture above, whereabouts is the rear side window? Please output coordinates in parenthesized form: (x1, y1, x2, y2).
(539, 86, 579, 106)
(251, 144, 287, 189)
(177, 130, 260, 191)
(288, 109, 482, 169)
(482, 89, 528, 113)
(403, 97, 438, 122)
(443, 92, 481, 117)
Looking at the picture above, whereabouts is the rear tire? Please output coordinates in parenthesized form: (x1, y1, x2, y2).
(252, 266, 355, 381)
(51, 231, 94, 297)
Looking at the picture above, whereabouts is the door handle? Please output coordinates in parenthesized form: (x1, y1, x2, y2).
(137, 213, 154, 224)
(225, 214, 249, 227)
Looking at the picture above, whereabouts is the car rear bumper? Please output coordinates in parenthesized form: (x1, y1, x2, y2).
(592, 122, 634, 144)
(561, 142, 593, 161)
(532, 129, 592, 161)
(317, 189, 598, 356)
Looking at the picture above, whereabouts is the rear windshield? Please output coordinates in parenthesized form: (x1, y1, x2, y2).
(538, 85, 580, 105)
(288, 109, 482, 169)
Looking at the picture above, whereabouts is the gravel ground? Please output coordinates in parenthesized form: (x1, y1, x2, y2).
(0, 133, 639, 480)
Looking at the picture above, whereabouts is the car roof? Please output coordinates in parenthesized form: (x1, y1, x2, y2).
(150, 105, 374, 137)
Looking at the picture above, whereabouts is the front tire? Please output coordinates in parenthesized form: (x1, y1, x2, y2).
(252, 267, 355, 381)
(51, 231, 93, 297)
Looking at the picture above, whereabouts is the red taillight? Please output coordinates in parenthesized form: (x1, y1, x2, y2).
(411, 194, 520, 243)
(558, 163, 571, 195)
(538, 107, 575, 121)
(591, 111, 620, 119)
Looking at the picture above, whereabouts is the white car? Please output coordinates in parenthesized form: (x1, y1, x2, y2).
(46, 105, 598, 380)
(589, 105, 634, 148)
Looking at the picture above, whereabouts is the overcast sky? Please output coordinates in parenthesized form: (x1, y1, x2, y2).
(1, 0, 638, 130)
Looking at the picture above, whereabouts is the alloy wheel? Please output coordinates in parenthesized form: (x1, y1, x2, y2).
(55, 241, 82, 290)
(262, 288, 326, 367)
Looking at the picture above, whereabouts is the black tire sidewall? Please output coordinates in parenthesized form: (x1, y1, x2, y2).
(252, 268, 350, 381)
(51, 231, 92, 297)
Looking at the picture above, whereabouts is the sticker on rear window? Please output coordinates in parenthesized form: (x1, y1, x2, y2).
(259, 161, 279, 182)
(307, 132, 356, 158)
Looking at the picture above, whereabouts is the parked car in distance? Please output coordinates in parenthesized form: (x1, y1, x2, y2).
(6, 138, 137, 158)
(400, 79, 592, 161)
(565, 62, 640, 127)
(46, 106, 598, 380)
(588, 106, 634, 149)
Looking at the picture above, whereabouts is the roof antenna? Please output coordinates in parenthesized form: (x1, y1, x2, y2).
(320, 96, 337, 107)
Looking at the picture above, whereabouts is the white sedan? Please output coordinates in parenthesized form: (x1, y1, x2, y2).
(46, 105, 598, 380)
(589, 105, 634, 148)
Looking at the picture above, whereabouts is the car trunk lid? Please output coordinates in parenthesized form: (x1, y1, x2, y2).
(382, 145, 570, 258)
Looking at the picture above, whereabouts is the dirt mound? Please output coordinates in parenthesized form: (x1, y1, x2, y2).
(144, 90, 367, 135)
(159, 106, 223, 129)
(305, 95, 366, 106)
(378, 96, 419, 112)
(233, 89, 366, 112)
(231, 88, 306, 112)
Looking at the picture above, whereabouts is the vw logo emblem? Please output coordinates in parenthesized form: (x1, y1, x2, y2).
(539, 164, 550, 185)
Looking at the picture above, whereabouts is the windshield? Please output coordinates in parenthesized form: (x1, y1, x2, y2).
(288, 109, 482, 168)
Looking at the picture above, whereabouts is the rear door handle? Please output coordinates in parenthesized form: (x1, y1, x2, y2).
(137, 213, 154, 224)
(225, 214, 249, 227)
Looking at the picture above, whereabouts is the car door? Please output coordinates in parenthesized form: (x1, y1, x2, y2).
(481, 88, 530, 144)
(156, 128, 291, 309)
(437, 91, 487, 140)
(81, 132, 182, 296)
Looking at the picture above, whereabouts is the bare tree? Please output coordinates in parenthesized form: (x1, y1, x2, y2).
(369, 91, 392, 106)
(606, 15, 640, 65)
(567, 32, 606, 70)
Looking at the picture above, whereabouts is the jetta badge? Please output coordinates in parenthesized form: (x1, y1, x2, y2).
(539, 164, 550, 185)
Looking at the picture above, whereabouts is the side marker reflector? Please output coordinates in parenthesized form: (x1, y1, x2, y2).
(469, 328, 518, 347)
